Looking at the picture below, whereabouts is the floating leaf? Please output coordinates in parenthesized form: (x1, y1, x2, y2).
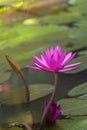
(39, 11, 82, 25)
(68, 82, 87, 98)
(0, 25, 67, 49)
(0, 111, 33, 130)
(75, 20, 87, 28)
(45, 98, 87, 130)
(7, 111, 33, 125)
(30, 84, 53, 101)
(58, 98, 87, 115)
(68, 2, 87, 15)
(49, 116, 87, 130)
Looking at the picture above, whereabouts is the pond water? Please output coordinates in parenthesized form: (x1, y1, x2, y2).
(0, 0, 87, 130)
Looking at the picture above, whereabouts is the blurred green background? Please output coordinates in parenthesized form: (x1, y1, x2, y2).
(0, 0, 87, 130)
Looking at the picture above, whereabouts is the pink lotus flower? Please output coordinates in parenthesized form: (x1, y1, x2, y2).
(45, 100, 61, 125)
(27, 45, 82, 72)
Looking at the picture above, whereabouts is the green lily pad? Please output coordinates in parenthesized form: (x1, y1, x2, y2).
(39, 11, 82, 25)
(0, 111, 33, 130)
(2, 116, 87, 130)
(46, 98, 87, 130)
(53, 98, 87, 130)
(75, 20, 87, 28)
(7, 111, 33, 125)
(0, 24, 67, 50)
(68, 82, 87, 98)
(58, 98, 87, 115)
(30, 84, 53, 101)
(69, 2, 87, 15)
(0, 84, 53, 105)
(0, 11, 87, 71)
(47, 116, 87, 130)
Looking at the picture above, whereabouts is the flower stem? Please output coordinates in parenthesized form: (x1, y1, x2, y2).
(40, 73, 58, 129)
(19, 70, 30, 104)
